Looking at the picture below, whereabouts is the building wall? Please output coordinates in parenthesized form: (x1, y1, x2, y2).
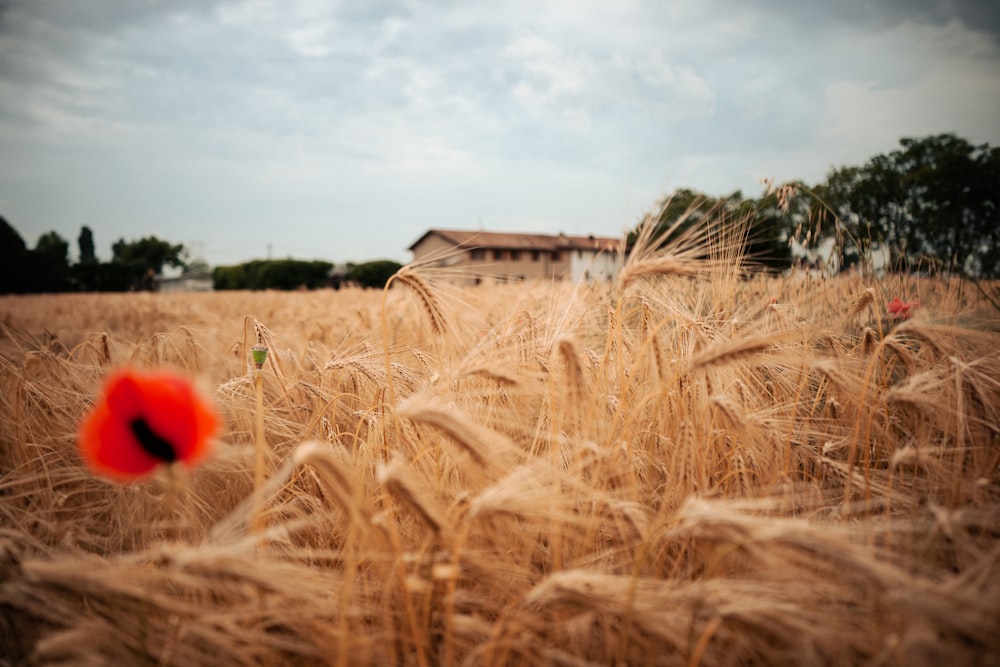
(158, 277, 213, 293)
(410, 233, 464, 264)
(467, 247, 567, 282)
(568, 248, 619, 282)
(411, 234, 572, 284)
(410, 232, 617, 285)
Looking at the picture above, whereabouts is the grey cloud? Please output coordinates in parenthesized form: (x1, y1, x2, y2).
(744, 0, 1000, 40)
(1, 0, 219, 35)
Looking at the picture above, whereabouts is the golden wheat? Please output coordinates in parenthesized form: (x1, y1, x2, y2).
(1, 222, 999, 666)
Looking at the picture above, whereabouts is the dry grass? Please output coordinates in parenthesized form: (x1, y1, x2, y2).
(1, 221, 999, 666)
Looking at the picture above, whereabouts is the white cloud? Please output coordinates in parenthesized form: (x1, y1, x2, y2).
(505, 32, 590, 109)
(633, 50, 716, 121)
(502, 32, 715, 129)
(743, 18, 1000, 189)
(287, 23, 336, 58)
(815, 20, 1000, 167)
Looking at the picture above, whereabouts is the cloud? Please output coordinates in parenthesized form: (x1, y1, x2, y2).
(632, 51, 717, 121)
(718, 0, 1000, 41)
(501, 31, 715, 131)
(709, 14, 1000, 191)
(815, 19, 1000, 167)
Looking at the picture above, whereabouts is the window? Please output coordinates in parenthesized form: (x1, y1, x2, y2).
(470, 249, 484, 260)
(531, 251, 540, 261)
(551, 251, 561, 262)
(510, 250, 521, 261)
(493, 249, 504, 260)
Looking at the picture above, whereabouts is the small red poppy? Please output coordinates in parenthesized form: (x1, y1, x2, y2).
(78, 368, 219, 482)
(887, 297, 919, 320)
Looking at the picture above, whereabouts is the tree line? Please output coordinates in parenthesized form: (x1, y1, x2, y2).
(0, 222, 187, 294)
(638, 133, 998, 277)
(2, 132, 995, 294)
(0, 219, 403, 293)
(209, 259, 402, 291)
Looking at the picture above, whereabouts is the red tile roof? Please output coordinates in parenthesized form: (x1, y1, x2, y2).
(409, 229, 621, 253)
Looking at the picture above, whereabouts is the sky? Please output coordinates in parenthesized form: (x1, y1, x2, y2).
(1, 0, 998, 268)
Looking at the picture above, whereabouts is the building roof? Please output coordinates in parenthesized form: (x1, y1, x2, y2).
(408, 229, 621, 253)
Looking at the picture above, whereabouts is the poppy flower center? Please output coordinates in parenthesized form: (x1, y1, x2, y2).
(129, 417, 177, 463)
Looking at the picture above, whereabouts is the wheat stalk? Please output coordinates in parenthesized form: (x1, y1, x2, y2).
(397, 396, 518, 471)
(390, 266, 448, 336)
(849, 287, 876, 317)
(689, 335, 778, 370)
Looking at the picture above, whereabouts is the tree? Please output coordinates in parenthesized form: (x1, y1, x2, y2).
(626, 188, 713, 251)
(0, 216, 30, 293)
(31, 231, 71, 292)
(819, 134, 999, 277)
(78, 226, 97, 264)
(349, 260, 403, 288)
(112, 236, 186, 274)
(628, 187, 794, 272)
(111, 236, 186, 290)
(739, 186, 800, 272)
(212, 259, 334, 290)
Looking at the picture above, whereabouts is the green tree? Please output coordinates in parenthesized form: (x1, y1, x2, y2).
(112, 236, 186, 274)
(212, 259, 334, 290)
(629, 187, 794, 272)
(739, 186, 801, 272)
(78, 226, 97, 264)
(626, 188, 712, 251)
(212, 265, 244, 290)
(0, 216, 30, 293)
(31, 231, 71, 292)
(819, 134, 999, 276)
(111, 236, 186, 290)
(350, 260, 403, 288)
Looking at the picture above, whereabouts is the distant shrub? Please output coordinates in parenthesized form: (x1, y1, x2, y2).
(213, 259, 333, 290)
(71, 262, 141, 292)
(348, 259, 403, 288)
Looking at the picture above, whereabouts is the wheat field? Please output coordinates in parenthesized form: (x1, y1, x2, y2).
(1, 225, 999, 666)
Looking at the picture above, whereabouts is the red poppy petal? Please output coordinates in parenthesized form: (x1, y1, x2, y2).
(138, 373, 218, 465)
(137, 375, 197, 459)
(104, 372, 146, 418)
(79, 401, 161, 481)
(78, 368, 220, 482)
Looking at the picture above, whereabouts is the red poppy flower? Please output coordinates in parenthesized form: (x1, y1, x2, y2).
(78, 368, 219, 482)
(887, 297, 919, 320)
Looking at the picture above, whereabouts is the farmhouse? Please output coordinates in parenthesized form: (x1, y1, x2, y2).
(157, 269, 213, 293)
(408, 229, 621, 285)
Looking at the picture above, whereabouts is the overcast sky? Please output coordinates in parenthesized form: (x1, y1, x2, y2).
(1, 0, 998, 267)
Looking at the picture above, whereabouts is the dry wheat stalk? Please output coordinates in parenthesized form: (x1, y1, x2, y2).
(460, 365, 521, 386)
(378, 457, 446, 534)
(689, 335, 778, 370)
(849, 287, 876, 317)
(397, 396, 518, 471)
(618, 255, 702, 288)
(391, 266, 448, 335)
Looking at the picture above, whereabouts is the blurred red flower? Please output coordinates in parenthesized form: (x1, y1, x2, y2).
(78, 368, 219, 482)
(887, 297, 919, 320)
